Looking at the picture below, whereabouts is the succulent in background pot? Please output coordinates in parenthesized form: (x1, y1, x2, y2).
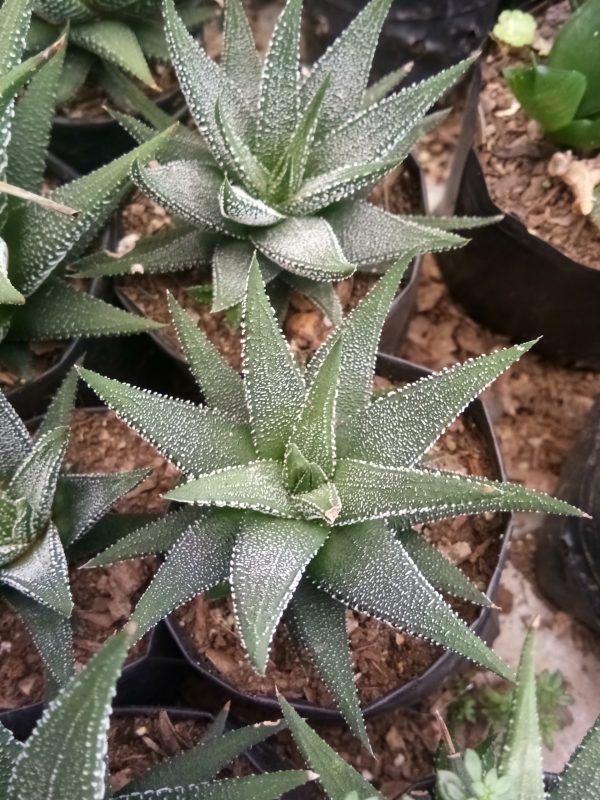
(76, 0, 493, 336)
(80, 254, 583, 749)
(436, 2, 600, 368)
(281, 630, 600, 800)
(0, 624, 313, 800)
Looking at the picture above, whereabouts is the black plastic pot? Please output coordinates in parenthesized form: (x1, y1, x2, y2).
(113, 156, 425, 373)
(163, 352, 513, 723)
(403, 773, 558, 798)
(49, 84, 187, 175)
(535, 393, 600, 634)
(436, 63, 600, 369)
(305, 0, 499, 83)
(2, 154, 117, 419)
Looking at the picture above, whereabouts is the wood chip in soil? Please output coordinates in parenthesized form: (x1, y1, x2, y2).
(108, 712, 254, 794)
(173, 409, 502, 709)
(476, 1, 599, 269)
(0, 409, 178, 709)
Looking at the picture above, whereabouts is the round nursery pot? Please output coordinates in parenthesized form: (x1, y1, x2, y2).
(435, 57, 600, 369)
(403, 773, 558, 798)
(50, 84, 186, 175)
(113, 155, 425, 376)
(2, 154, 113, 420)
(305, 0, 500, 83)
(535, 392, 600, 635)
(163, 352, 513, 723)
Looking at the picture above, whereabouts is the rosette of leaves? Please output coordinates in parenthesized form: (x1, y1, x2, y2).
(0, 0, 175, 372)
(26, 0, 214, 106)
(501, 0, 600, 150)
(80, 254, 584, 747)
(76, 0, 493, 324)
(0, 368, 154, 688)
(0, 624, 312, 800)
(280, 631, 600, 800)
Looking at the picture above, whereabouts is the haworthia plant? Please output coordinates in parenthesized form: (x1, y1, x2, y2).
(27, 0, 214, 106)
(0, 0, 171, 373)
(283, 632, 600, 800)
(0, 624, 312, 800)
(77, 0, 493, 324)
(80, 254, 584, 748)
(0, 368, 151, 687)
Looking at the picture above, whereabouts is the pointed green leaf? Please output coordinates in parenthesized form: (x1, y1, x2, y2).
(0, 0, 34, 73)
(309, 58, 472, 175)
(8, 126, 174, 295)
(54, 469, 149, 547)
(69, 511, 157, 564)
(551, 716, 600, 799)
(395, 528, 490, 606)
(0, 390, 31, 479)
(243, 255, 305, 459)
(7, 39, 65, 194)
(7, 427, 68, 530)
(294, 480, 341, 524)
(0, 43, 58, 110)
(255, 0, 302, 167)
(70, 20, 154, 85)
(301, 0, 392, 135)
(120, 771, 312, 800)
(34, 366, 78, 441)
(219, 177, 285, 227)
(0, 721, 20, 797)
(362, 65, 409, 108)
(333, 459, 586, 526)
(498, 630, 545, 799)
(231, 512, 328, 674)
(54, 48, 93, 105)
(309, 521, 513, 680)
(214, 100, 269, 195)
(99, 62, 174, 130)
(0, 524, 72, 616)
(7, 626, 134, 800)
(84, 506, 206, 567)
(75, 224, 215, 278)
(280, 695, 382, 800)
(162, 0, 251, 168)
(286, 158, 401, 216)
(168, 293, 247, 421)
(307, 255, 412, 422)
(3, 586, 74, 685)
(326, 199, 466, 268)
(166, 460, 297, 517)
(0, 240, 24, 303)
(288, 579, 369, 748)
(131, 158, 241, 235)
(78, 367, 255, 474)
(7, 276, 163, 339)
(131, 512, 236, 637)
(251, 217, 354, 281)
(348, 342, 535, 467)
(119, 720, 286, 794)
(290, 337, 342, 478)
(128, 19, 169, 62)
(221, 0, 262, 110)
(504, 64, 585, 133)
(409, 214, 502, 231)
(210, 240, 279, 312)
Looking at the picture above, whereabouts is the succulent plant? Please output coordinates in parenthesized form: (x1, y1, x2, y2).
(0, 0, 174, 373)
(27, 0, 214, 106)
(282, 630, 600, 800)
(80, 254, 583, 747)
(76, 0, 494, 325)
(501, 0, 600, 150)
(0, 623, 312, 800)
(0, 368, 154, 687)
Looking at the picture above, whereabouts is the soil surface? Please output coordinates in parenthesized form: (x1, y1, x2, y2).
(108, 712, 253, 794)
(0, 409, 178, 710)
(173, 406, 503, 709)
(476, 1, 599, 268)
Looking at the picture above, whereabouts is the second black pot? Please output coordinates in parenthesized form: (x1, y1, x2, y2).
(163, 352, 513, 724)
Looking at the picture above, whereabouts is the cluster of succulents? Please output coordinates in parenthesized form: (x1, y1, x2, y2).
(1, 0, 598, 795)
